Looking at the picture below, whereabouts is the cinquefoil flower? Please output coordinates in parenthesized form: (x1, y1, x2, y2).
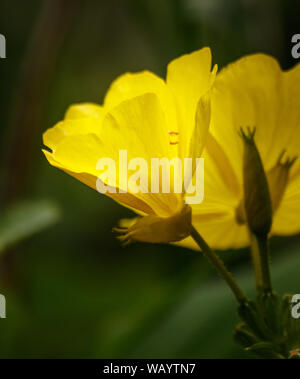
(181, 54, 300, 250)
(43, 48, 217, 243)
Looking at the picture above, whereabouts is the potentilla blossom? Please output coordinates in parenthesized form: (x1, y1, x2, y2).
(180, 54, 300, 250)
(43, 48, 217, 243)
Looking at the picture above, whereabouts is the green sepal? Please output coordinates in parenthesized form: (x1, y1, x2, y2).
(234, 322, 260, 348)
(236, 293, 300, 358)
(238, 300, 270, 340)
(246, 342, 284, 359)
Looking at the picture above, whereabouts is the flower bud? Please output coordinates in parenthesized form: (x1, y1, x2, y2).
(240, 127, 272, 236)
(266, 150, 297, 213)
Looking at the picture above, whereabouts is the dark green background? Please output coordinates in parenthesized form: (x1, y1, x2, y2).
(0, 0, 299, 358)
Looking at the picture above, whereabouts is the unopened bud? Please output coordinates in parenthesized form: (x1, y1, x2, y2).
(239, 127, 272, 236)
(266, 150, 297, 213)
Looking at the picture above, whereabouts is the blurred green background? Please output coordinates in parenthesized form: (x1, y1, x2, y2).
(0, 0, 300, 358)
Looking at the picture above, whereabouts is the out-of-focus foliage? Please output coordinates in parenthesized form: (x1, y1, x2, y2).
(0, 200, 60, 255)
(0, 0, 300, 358)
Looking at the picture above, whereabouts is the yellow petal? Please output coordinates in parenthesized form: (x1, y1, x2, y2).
(205, 133, 240, 197)
(190, 139, 240, 215)
(104, 71, 177, 138)
(209, 55, 300, 239)
(104, 71, 169, 108)
(44, 93, 183, 217)
(185, 129, 244, 249)
(102, 92, 183, 216)
(275, 62, 300, 161)
(187, 92, 211, 165)
(272, 173, 300, 235)
(43, 117, 103, 152)
(271, 62, 300, 234)
(43, 150, 155, 215)
(210, 54, 284, 184)
(167, 47, 217, 158)
(178, 212, 249, 250)
(43, 121, 66, 151)
(64, 102, 104, 120)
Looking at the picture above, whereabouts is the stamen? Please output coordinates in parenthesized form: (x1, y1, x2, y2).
(168, 131, 179, 145)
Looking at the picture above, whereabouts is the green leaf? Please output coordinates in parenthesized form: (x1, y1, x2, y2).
(0, 200, 60, 254)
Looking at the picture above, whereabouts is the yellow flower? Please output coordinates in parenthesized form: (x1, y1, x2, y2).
(181, 54, 300, 250)
(43, 48, 217, 243)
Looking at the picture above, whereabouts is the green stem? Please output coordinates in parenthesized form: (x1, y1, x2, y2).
(190, 225, 248, 304)
(250, 232, 272, 295)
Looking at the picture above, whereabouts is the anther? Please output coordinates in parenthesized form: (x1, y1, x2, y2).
(168, 131, 179, 145)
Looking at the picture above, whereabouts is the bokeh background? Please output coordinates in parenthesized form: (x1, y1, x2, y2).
(0, 0, 300, 358)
